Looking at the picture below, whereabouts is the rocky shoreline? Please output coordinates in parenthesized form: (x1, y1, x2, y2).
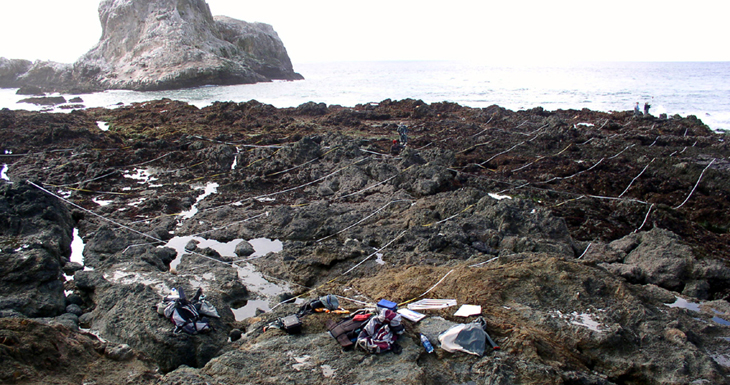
(2, 99, 730, 384)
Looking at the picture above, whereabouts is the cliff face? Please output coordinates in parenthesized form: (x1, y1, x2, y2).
(0, 0, 302, 92)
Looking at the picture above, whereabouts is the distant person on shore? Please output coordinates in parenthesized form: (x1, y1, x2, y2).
(644, 101, 651, 115)
(634, 102, 642, 116)
(397, 124, 408, 146)
(390, 139, 402, 155)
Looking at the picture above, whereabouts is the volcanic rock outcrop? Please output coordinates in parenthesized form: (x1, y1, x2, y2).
(0, 0, 302, 92)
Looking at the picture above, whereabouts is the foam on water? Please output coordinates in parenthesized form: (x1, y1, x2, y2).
(1, 164, 9, 181)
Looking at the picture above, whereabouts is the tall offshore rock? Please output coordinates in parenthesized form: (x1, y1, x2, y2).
(0, 0, 302, 92)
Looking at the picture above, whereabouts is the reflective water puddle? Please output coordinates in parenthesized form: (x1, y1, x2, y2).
(64, 228, 92, 282)
(178, 182, 218, 220)
(665, 296, 730, 326)
(163, 236, 287, 320)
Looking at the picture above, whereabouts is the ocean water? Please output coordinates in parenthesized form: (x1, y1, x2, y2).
(1, 61, 728, 131)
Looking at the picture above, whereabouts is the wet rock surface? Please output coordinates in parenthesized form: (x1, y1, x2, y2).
(2, 99, 730, 384)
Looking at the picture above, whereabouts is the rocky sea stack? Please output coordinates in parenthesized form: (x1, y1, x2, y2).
(0, 0, 302, 93)
(2, 100, 730, 384)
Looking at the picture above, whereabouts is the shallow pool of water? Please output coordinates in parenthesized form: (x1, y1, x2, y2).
(92, 196, 113, 206)
(178, 182, 218, 220)
(162, 236, 288, 320)
(165, 235, 242, 270)
(123, 168, 158, 184)
(665, 296, 730, 327)
(712, 316, 730, 326)
(665, 296, 701, 312)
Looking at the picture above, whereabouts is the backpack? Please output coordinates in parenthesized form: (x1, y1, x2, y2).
(356, 309, 404, 353)
(162, 287, 216, 334)
(297, 294, 340, 317)
(326, 313, 372, 349)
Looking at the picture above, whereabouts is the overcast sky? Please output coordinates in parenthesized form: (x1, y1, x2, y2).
(0, 0, 727, 64)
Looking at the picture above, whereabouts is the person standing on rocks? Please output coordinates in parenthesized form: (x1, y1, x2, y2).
(634, 102, 642, 116)
(397, 124, 409, 147)
(644, 100, 652, 115)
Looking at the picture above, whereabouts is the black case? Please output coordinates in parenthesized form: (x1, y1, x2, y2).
(281, 314, 302, 334)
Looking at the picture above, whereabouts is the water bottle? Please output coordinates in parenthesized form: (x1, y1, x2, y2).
(420, 333, 434, 353)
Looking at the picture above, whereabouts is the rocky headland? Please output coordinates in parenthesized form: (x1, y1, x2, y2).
(2, 99, 730, 384)
(0, 0, 302, 94)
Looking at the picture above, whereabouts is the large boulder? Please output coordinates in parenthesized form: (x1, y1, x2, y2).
(214, 15, 300, 80)
(0, 0, 302, 92)
(86, 282, 232, 373)
(595, 228, 730, 298)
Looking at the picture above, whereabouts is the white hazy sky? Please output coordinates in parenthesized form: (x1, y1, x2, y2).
(0, 0, 727, 65)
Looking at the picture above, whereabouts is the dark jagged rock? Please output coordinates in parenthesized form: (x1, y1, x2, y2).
(0, 318, 159, 384)
(17, 95, 67, 106)
(15, 85, 45, 96)
(0, 182, 74, 317)
(588, 228, 730, 299)
(0, 0, 301, 93)
(85, 282, 231, 373)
